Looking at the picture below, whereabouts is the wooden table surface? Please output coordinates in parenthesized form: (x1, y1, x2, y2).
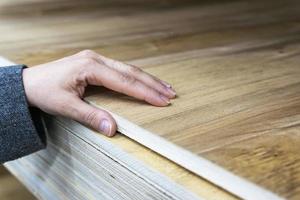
(1, 0, 300, 199)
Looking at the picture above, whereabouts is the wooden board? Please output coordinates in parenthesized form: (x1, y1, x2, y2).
(1, 0, 300, 199)
(0, 166, 36, 200)
(5, 115, 202, 200)
(2, 57, 234, 200)
(1, 57, 235, 200)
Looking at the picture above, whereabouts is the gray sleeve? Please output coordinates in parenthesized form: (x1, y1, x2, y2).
(0, 65, 46, 163)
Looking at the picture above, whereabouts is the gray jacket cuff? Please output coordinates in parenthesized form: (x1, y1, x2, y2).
(0, 65, 46, 163)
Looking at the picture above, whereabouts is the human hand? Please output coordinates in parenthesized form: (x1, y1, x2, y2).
(22, 50, 176, 137)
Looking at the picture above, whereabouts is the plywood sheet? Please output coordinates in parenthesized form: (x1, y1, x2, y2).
(0, 0, 300, 199)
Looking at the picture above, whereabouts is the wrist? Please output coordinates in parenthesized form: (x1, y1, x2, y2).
(22, 67, 35, 107)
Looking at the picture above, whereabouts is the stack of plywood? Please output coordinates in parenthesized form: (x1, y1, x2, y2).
(1, 0, 300, 199)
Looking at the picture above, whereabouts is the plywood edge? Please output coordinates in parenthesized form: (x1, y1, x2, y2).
(52, 115, 201, 200)
(4, 162, 54, 200)
(6, 114, 202, 200)
(88, 103, 283, 200)
(0, 56, 282, 200)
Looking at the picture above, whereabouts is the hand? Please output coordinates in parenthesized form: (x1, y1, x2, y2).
(22, 50, 176, 137)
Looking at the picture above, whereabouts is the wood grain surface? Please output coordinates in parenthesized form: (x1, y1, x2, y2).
(1, 0, 300, 199)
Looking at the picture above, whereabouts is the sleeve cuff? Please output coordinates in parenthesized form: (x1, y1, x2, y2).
(0, 65, 46, 163)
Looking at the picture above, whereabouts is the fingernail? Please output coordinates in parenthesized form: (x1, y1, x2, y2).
(99, 119, 111, 135)
(161, 80, 172, 88)
(167, 87, 176, 96)
(160, 94, 171, 105)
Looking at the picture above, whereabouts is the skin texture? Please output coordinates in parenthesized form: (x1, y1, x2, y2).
(22, 50, 176, 137)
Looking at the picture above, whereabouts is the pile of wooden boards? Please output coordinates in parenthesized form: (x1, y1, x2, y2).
(1, 0, 300, 199)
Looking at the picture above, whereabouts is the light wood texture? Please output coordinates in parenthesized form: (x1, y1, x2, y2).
(29, 115, 196, 200)
(0, 0, 300, 199)
(95, 121, 237, 200)
(95, 104, 280, 199)
(5, 115, 223, 200)
(0, 166, 36, 200)
(1, 58, 234, 200)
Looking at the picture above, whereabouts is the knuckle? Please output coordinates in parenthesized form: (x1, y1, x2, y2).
(109, 59, 123, 69)
(80, 57, 98, 67)
(58, 100, 79, 118)
(119, 73, 136, 85)
(79, 49, 96, 58)
(82, 109, 99, 128)
(128, 65, 142, 74)
(75, 69, 90, 87)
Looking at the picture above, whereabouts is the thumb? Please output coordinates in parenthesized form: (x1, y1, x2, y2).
(67, 98, 117, 137)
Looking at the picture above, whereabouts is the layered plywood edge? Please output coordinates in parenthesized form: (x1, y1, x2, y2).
(1, 57, 234, 200)
(0, 56, 283, 200)
(5, 115, 200, 200)
(1, 0, 300, 199)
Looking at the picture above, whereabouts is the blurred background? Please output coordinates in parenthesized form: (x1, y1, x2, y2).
(0, 166, 36, 200)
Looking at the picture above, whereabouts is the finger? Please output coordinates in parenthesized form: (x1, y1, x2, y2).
(86, 63, 171, 107)
(65, 97, 117, 137)
(120, 63, 176, 99)
(98, 56, 177, 99)
(74, 50, 176, 99)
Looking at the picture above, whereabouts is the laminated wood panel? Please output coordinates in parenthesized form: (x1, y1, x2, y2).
(0, 0, 300, 199)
